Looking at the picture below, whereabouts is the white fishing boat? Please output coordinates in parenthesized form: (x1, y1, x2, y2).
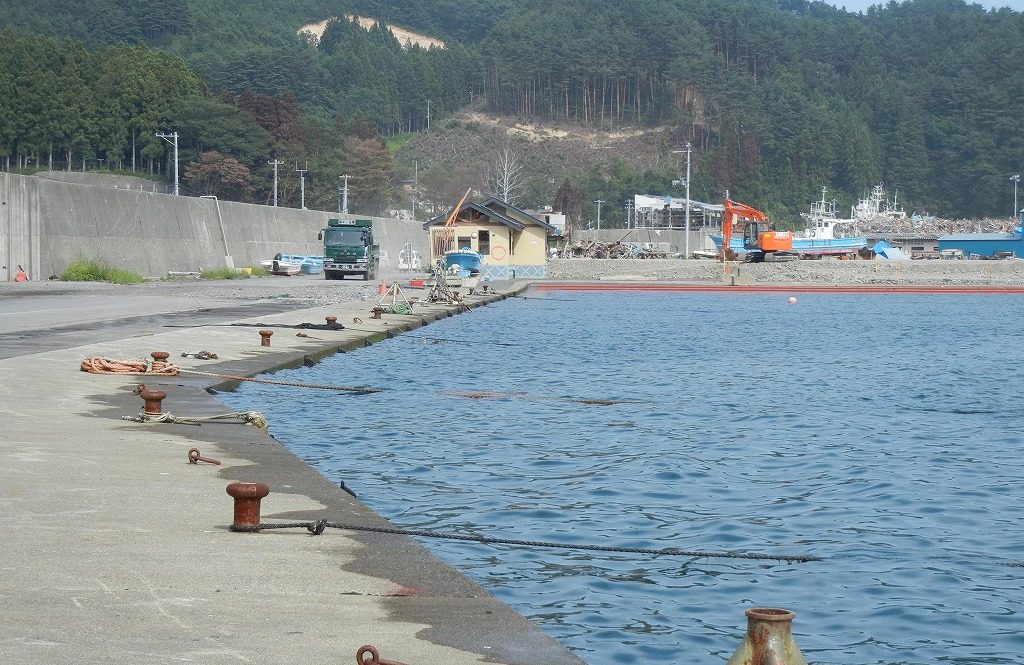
(261, 254, 303, 276)
(851, 183, 906, 222)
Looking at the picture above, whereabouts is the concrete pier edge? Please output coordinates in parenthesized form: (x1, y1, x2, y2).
(1, 281, 587, 665)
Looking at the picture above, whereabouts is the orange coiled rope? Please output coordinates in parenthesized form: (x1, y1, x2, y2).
(80, 357, 180, 376)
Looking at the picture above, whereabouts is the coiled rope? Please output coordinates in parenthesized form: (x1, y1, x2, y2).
(253, 520, 820, 563)
(80, 357, 179, 376)
(123, 410, 268, 430)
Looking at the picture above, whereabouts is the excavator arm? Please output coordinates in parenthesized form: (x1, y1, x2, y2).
(721, 199, 768, 262)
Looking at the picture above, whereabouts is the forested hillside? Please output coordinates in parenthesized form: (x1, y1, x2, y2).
(1, 0, 1023, 225)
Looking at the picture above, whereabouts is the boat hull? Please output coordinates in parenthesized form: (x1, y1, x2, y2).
(444, 249, 483, 275)
(711, 235, 866, 256)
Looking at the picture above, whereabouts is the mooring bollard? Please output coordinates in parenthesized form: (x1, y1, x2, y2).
(138, 387, 167, 415)
(726, 608, 807, 665)
(259, 329, 273, 347)
(226, 482, 270, 532)
(325, 316, 337, 325)
(150, 350, 171, 371)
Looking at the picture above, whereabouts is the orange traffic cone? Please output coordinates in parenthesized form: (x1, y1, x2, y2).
(378, 279, 388, 295)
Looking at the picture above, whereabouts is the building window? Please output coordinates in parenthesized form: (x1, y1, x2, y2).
(478, 230, 490, 255)
(457, 235, 473, 250)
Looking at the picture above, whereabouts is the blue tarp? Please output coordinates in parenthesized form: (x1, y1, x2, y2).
(871, 240, 908, 260)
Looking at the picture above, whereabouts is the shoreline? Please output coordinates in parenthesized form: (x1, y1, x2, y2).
(546, 257, 1024, 286)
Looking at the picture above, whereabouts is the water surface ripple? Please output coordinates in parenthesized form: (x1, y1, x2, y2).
(220, 291, 1024, 664)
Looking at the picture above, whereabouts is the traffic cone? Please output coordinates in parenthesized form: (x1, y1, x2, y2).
(378, 279, 388, 295)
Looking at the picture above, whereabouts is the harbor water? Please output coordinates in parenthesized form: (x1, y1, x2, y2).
(220, 291, 1024, 664)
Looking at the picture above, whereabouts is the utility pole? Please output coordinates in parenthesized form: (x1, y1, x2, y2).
(268, 159, 283, 206)
(412, 161, 418, 222)
(593, 199, 604, 239)
(673, 143, 692, 258)
(295, 162, 307, 209)
(1012, 174, 1020, 218)
(339, 174, 351, 214)
(625, 201, 633, 229)
(155, 131, 179, 195)
(426, 100, 431, 132)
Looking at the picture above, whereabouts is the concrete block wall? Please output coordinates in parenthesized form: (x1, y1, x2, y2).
(0, 173, 430, 280)
(1, 174, 41, 281)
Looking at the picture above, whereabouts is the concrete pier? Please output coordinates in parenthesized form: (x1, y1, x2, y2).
(0, 277, 581, 665)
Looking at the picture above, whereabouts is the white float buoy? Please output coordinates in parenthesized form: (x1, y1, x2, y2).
(787, 296, 797, 304)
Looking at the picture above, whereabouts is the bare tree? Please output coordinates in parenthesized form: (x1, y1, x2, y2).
(485, 142, 526, 204)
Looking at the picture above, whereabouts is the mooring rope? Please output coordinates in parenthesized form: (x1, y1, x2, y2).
(122, 410, 269, 430)
(443, 390, 644, 406)
(176, 368, 383, 394)
(341, 325, 519, 347)
(252, 520, 820, 563)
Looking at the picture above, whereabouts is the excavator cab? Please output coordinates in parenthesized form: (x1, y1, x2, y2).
(743, 221, 771, 250)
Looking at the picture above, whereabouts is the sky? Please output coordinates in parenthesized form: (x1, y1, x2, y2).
(822, 0, 1024, 11)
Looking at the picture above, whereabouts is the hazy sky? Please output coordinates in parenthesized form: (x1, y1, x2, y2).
(823, 0, 1024, 11)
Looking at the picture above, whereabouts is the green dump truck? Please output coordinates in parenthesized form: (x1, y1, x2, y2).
(319, 218, 380, 280)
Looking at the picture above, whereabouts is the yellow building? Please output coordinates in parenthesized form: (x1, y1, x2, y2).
(424, 197, 559, 279)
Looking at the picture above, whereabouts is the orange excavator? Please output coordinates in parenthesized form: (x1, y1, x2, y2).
(721, 199, 797, 262)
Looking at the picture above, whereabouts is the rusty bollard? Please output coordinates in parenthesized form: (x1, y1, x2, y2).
(226, 482, 270, 532)
(150, 350, 171, 371)
(371, 306, 385, 319)
(326, 315, 338, 326)
(726, 608, 807, 665)
(357, 644, 409, 665)
(137, 386, 166, 415)
(259, 329, 273, 347)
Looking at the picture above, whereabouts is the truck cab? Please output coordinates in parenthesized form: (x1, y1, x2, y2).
(319, 218, 380, 280)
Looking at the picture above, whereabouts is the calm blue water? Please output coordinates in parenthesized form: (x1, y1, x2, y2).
(220, 291, 1024, 664)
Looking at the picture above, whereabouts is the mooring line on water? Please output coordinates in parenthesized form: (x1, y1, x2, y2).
(176, 369, 383, 393)
(443, 390, 645, 406)
(342, 326, 519, 347)
(252, 520, 820, 563)
(519, 295, 579, 302)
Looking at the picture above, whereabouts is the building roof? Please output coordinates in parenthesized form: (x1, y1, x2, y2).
(479, 197, 559, 234)
(634, 194, 720, 212)
(423, 197, 559, 234)
(938, 233, 1019, 241)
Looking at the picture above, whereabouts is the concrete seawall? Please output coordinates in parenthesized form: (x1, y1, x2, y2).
(1, 172, 430, 280)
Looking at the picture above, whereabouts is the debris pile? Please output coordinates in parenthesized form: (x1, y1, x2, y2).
(851, 216, 1016, 236)
(555, 241, 672, 259)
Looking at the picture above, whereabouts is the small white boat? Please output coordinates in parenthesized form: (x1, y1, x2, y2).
(265, 258, 302, 275)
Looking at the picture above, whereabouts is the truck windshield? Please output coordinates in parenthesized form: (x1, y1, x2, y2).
(325, 228, 367, 245)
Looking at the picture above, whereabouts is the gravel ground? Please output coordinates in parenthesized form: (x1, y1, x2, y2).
(546, 258, 1024, 285)
(5, 258, 1024, 306)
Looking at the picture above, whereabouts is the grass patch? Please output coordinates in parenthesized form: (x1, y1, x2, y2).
(200, 266, 268, 280)
(384, 132, 417, 152)
(61, 259, 145, 284)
